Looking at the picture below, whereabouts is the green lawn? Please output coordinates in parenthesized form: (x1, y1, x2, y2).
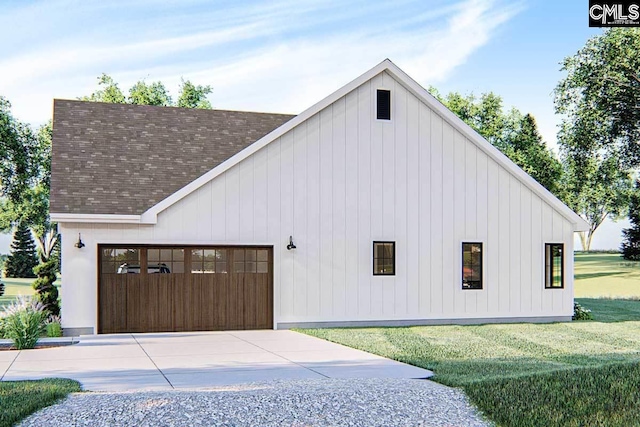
(300, 253, 640, 427)
(0, 276, 61, 309)
(0, 379, 81, 427)
(574, 252, 640, 298)
(0, 278, 70, 427)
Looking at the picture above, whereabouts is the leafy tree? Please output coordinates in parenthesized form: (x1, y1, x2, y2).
(555, 29, 639, 250)
(176, 79, 213, 109)
(0, 97, 42, 202)
(621, 180, 640, 260)
(560, 153, 632, 251)
(4, 222, 38, 278)
(432, 89, 562, 195)
(504, 113, 563, 195)
(0, 120, 59, 262)
(555, 28, 640, 168)
(32, 257, 59, 317)
(82, 75, 212, 109)
(80, 74, 126, 104)
(128, 80, 172, 106)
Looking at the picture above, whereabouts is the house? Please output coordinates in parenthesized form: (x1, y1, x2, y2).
(50, 60, 589, 336)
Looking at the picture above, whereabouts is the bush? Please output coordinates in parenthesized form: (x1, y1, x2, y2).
(45, 315, 62, 338)
(573, 301, 593, 320)
(1, 296, 46, 349)
(32, 258, 60, 317)
(0, 281, 4, 296)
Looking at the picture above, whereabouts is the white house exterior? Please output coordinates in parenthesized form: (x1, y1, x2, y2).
(51, 60, 589, 335)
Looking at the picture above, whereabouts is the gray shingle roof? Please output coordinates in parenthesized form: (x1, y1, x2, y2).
(51, 100, 294, 215)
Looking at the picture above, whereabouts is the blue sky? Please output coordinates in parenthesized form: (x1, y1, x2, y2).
(0, 0, 625, 252)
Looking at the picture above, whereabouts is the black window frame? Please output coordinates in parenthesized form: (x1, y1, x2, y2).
(462, 242, 483, 290)
(373, 241, 395, 276)
(376, 89, 391, 120)
(544, 243, 564, 289)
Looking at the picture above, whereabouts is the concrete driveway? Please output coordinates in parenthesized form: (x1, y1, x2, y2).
(0, 330, 432, 391)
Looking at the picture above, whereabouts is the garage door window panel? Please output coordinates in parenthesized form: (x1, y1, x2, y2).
(147, 248, 184, 273)
(191, 249, 228, 273)
(102, 248, 141, 274)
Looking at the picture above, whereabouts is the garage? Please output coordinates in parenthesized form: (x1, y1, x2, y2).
(98, 245, 273, 334)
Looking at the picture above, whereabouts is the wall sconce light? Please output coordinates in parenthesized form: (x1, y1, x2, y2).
(286, 235, 297, 250)
(74, 233, 85, 249)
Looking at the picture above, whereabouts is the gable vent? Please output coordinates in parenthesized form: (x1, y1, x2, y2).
(377, 89, 391, 120)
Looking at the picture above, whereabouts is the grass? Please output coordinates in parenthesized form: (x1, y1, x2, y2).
(0, 278, 70, 426)
(464, 362, 640, 427)
(0, 276, 61, 309)
(0, 379, 81, 427)
(300, 253, 640, 427)
(574, 253, 640, 298)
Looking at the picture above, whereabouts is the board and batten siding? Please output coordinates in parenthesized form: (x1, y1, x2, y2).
(60, 71, 574, 332)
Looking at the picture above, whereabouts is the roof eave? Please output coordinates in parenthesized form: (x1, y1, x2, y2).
(50, 213, 145, 224)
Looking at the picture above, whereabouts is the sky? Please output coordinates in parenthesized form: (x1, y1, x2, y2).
(0, 0, 626, 252)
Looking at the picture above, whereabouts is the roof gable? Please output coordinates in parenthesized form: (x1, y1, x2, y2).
(51, 60, 588, 231)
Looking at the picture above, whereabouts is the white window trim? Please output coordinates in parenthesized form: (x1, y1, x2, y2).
(375, 87, 393, 122)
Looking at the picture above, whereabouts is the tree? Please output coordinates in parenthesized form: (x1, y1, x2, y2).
(79, 74, 126, 104)
(32, 257, 59, 317)
(176, 79, 212, 109)
(0, 97, 42, 202)
(621, 180, 640, 260)
(82, 74, 213, 109)
(128, 80, 172, 106)
(0, 120, 59, 262)
(555, 28, 640, 168)
(4, 222, 38, 278)
(560, 153, 632, 251)
(555, 29, 639, 250)
(432, 89, 563, 195)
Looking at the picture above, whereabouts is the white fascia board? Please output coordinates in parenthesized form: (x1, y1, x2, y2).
(382, 62, 590, 232)
(50, 213, 142, 224)
(141, 59, 394, 223)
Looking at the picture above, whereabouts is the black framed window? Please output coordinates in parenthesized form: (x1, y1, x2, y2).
(376, 89, 391, 120)
(373, 241, 395, 275)
(462, 242, 483, 289)
(545, 243, 564, 289)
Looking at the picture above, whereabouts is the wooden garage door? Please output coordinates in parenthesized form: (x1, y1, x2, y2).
(98, 246, 273, 334)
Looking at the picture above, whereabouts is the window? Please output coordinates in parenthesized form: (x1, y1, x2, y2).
(101, 248, 140, 274)
(191, 249, 227, 274)
(373, 242, 395, 275)
(462, 242, 482, 289)
(545, 243, 564, 288)
(233, 249, 269, 273)
(147, 248, 184, 274)
(376, 89, 391, 120)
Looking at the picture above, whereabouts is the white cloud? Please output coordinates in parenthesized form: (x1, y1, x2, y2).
(0, 0, 522, 124)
